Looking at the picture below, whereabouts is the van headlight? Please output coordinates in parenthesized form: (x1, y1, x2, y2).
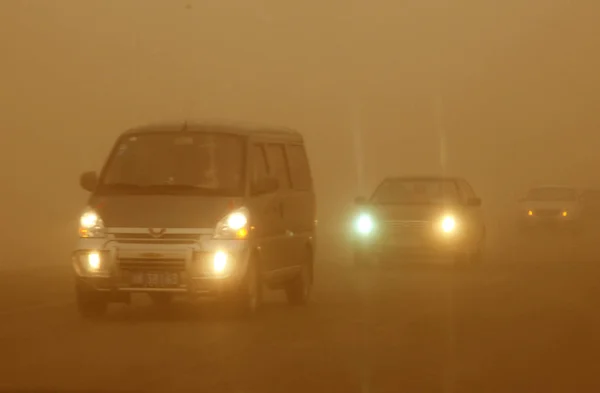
(79, 209, 105, 238)
(214, 208, 249, 239)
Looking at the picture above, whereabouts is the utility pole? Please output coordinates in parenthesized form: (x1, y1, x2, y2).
(351, 98, 366, 196)
(348, 0, 366, 197)
(434, 92, 448, 175)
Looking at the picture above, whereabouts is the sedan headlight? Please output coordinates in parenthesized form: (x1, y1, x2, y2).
(436, 214, 457, 234)
(355, 213, 375, 235)
(214, 208, 249, 239)
(79, 209, 105, 238)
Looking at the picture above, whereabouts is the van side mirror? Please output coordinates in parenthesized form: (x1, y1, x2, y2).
(80, 171, 98, 192)
(355, 196, 367, 205)
(466, 197, 482, 206)
(252, 176, 279, 195)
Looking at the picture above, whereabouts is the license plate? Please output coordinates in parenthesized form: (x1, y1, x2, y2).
(130, 271, 179, 287)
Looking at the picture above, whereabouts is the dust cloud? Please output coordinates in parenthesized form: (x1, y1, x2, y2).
(1, 0, 599, 262)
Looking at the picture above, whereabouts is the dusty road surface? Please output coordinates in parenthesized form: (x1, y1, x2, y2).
(2, 232, 600, 393)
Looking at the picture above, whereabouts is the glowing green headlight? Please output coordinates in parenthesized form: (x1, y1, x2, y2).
(355, 213, 375, 235)
(440, 215, 456, 233)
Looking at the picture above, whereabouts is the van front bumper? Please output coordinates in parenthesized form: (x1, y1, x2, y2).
(72, 232, 250, 299)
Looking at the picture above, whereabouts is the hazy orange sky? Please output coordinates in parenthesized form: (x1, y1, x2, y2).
(1, 0, 599, 250)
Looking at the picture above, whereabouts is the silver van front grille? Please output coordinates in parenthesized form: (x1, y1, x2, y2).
(113, 233, 199, 245)
(118, 258, 186, 271)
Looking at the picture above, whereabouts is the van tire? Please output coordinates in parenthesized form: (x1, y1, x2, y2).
(285, 260, 312, 306)
(235, 258, 262, 317)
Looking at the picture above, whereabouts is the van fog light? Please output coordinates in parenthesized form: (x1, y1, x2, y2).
(213, 251, 228, 274)
(87, 252, 101, 271)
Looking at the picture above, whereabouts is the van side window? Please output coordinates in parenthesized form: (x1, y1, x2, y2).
(287, 144, 312, 191)
(265, 144, 291, 189)
(251, 144, 269, 190)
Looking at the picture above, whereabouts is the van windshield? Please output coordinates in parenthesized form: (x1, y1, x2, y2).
(97, 132, 246, 196)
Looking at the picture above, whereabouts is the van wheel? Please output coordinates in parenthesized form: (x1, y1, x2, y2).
(235, 259, 262, 316)
(76, 283, 107, 319)
(285, 261, 312, 306)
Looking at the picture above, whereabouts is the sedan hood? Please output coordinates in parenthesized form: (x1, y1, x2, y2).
(368, 204, 462, 221)
(87, 195, 240, 228)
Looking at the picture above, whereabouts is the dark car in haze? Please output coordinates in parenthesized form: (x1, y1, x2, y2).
(73, 121, 316, 317)
(350, 176, 486, 265)
(516, 185, 583, 231)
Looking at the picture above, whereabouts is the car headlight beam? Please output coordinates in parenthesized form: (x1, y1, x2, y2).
(213, 251, 228, 274)
(214, 208, 249, 239)
(439, 215, 457, 234)
(227, 212, 248, 230)
(77, 251, 108, 275)
(87, 251, 101, 271)
(355, 213, 375, 235)
(79, 209, 105, 238)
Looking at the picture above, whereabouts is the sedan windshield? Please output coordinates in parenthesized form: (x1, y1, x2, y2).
(370, 179, 460, 205)
(526, 187, 577, 201)
(98, 132, 245, 196)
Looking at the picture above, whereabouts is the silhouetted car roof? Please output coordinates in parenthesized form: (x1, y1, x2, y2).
(122, 120, 302, 140)
(582, 188, 600, 195)
(383, 176, 465, 182)
(529, 185, 576, 190)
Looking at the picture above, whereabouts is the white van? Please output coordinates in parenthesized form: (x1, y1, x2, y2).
(73, 121, 316, 317)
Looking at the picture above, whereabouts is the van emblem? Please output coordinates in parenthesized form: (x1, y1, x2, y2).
(148, 228, 166, 238)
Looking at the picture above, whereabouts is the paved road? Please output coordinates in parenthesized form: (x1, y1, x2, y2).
(1, 232, 600, 393)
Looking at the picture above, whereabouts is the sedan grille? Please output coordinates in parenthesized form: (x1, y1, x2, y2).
(534, 209, 561, 217)
(382, 220, 430, 238)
